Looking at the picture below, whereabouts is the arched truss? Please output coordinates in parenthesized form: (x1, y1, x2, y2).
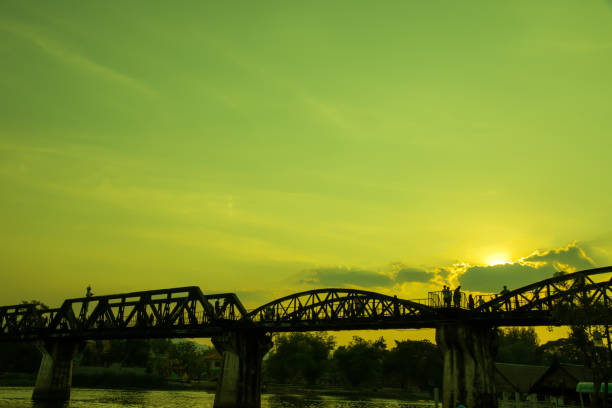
(246, 288, 438, 330)
(477, 266, 612, 319)
(0, 287, 247, 341)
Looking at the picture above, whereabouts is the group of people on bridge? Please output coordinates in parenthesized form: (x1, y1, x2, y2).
(441, 285, 486, 310)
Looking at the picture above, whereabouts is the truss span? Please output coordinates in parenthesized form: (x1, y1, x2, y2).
(0, 287, 247, 341)
(246, 288, 440, 331)
(476, 266, 612, 325)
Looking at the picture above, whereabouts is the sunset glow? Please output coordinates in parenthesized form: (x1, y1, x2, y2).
(1, 1, 612, 348)
(485, 254, 510, 266)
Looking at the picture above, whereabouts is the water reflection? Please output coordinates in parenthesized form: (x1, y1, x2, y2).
(0, 387, 431, 408)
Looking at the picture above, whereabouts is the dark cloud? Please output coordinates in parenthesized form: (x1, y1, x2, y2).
(458, 263, 555, 292)
(301, 267, 394, 288)
(395, 267, 432, 283)
(522, 243, 595, 271)
(297, 243, 599, 293)
(459, 243, 597, 292)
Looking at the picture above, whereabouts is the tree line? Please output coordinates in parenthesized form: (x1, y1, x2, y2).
(262, 328, 592, 390)
(0, 328, 602, 389)
(0, 338, 213, 381)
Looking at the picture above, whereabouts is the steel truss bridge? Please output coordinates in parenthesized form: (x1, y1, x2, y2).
(2, 266, 612, 342)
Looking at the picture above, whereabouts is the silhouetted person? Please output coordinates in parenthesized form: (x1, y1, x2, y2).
(468, 294, 474, 310)
(214, 300, 221, 317)
(453, 286, 462, 308)
(81, 285, 94, 321)
(500, 285, 510, 310)
(477, 295, 485, 308)
(442, 285, 451, 308)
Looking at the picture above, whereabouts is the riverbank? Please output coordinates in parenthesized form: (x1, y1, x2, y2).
(0, 371, 216, 391)
(0, 372, 430, 400)
(264, 383, 430, 400)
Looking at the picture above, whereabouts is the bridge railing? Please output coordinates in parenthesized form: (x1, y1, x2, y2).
(428, 291, 470, 309)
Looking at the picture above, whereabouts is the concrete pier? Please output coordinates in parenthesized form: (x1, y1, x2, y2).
(436, 324, 498, 408)
(32, 340, 81, 401)
(212, 330, 272, 408)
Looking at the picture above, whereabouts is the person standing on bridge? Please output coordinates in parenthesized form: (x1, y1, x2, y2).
(468, 294, 474, 310)
(453, 286, 462, 308)
(500, 285, 511, 310)
(442, 286, 451, 307)
(81, 285, 94, 322)
(477, 295, 485, 308)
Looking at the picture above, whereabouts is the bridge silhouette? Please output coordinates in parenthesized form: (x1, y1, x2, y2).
(2, 266, 612, 408)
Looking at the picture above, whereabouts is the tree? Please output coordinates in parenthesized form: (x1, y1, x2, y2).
(169, 341, 209, 380)
(333, 336, 386, 387)
(497, 328, 542, 365)
(539, 337, 583, 365)
(264, 332, 335, 385)
(383, 339, 442, 389)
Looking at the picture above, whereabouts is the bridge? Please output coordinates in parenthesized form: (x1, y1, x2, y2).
(2, 266, 612, 408)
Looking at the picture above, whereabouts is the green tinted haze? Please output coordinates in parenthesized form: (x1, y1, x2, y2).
(1, 1, 612, 330)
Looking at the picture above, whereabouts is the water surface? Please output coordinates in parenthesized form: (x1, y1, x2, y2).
(0, 387, 434, 408)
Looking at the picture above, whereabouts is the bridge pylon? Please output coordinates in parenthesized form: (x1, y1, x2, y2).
(31, 339, 82, 401)
(436, 323, 498, 408)
(212, 330, 272, 408)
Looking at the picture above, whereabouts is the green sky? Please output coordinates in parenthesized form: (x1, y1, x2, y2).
(1, 1, 612, 344)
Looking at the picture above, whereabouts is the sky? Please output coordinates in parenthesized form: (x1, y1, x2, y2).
(1, 1, 612, 345)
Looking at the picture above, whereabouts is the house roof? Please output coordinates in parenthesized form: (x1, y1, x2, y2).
(561, 364, 592, 382)
(495, 363, 548, 393)
(530, 362, 593, 394)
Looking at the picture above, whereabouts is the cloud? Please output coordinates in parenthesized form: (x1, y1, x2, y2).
(394, 267, 432, 283)
(300, 267, 394, 288)
(458, 263, 553, 293)
(457, 242, 597, 292)
(522, 242, 595, 271)
(297, 263, 435, 290)
(294, 243, 600, 295)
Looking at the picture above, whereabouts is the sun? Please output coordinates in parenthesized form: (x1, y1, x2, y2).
(484, 253, 509, 266)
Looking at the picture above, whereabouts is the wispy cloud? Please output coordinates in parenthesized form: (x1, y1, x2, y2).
(0, 20, 156, 96)
(200, 33, 356, 132)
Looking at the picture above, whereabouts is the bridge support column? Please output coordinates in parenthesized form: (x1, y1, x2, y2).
(436, 324, 498, 408)
(212, 330, 272, 408)
(32, 339, 81, 401)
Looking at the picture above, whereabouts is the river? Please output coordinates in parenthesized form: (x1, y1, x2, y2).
(0, 387, 435, 408)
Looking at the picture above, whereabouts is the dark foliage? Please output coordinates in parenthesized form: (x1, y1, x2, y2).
(333, 336, 386, 387)
(265, 332, 335, 385)
(383, 339, 442, 389)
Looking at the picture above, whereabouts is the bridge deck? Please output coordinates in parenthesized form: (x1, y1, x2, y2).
(1, 266, 611, 341)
